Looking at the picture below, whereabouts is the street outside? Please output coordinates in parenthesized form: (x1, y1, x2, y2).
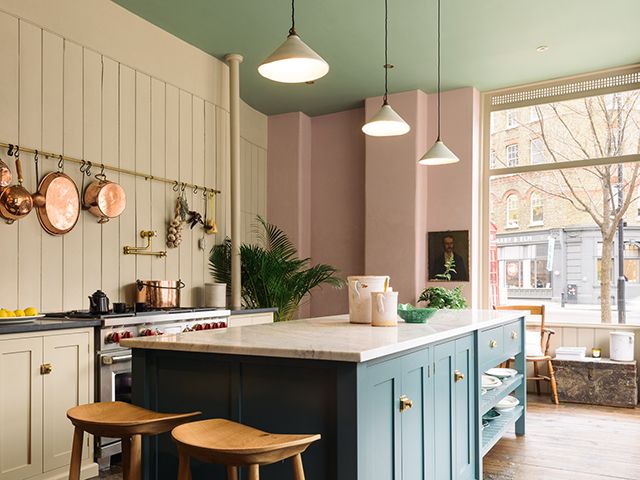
(503, 294, 640, 325)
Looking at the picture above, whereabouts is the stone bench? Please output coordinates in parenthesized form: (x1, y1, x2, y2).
(553, 358, 638, 408)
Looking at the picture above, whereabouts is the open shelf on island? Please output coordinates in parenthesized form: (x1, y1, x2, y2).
(480, 373, 523, 416)
(481, 405, 524, 457)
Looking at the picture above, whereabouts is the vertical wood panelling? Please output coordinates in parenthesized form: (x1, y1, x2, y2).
(62, 40, 84, 310)
(82, 49, 103, 305)
(17, 21, 42, 310)
(151, 78, 166, 280)
(179, 90, 193, 305)
(101, 57, 120, 302)
(118, 65, 136, 304)
(192, 96, 205, 302)
(41, 31, 64, 312)
(165, 85, 180, 282)
(0, 12, 19, 310)
(204, 101, 217, 272)
(0, 14, 266, 310)
(134, 72, 152, 281)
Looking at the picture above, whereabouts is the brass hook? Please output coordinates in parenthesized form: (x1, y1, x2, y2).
(79, 160, 87, 173)
(34, 149, 39, 162)
(203, 188, 208, 199)
(7, 144, 13, 156)
(180, 183, 186, 193)
(85, 161, 92, 176)
(14, 146, 19, 159)
(173, 181, 179, 192)
(193, 185, 198, 195)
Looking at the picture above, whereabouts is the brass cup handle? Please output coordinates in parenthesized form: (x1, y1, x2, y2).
(40, 363, 53, 375)
(399, 394, 413, 413)
(511, 331, 518, 340)
(454, 370, 465, 383)
(489, 339, 498, 349)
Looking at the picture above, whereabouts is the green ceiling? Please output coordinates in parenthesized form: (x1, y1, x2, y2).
(112, 0, 640, 117)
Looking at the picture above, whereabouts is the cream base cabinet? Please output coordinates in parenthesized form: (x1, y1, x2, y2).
(0, 328, 98, 480)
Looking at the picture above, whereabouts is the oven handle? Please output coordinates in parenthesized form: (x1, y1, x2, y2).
(101, 354, 132, 366)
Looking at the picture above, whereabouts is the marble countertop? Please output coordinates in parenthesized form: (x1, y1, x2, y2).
(121, 310, 524, 362)
(0, 318, 101, 334)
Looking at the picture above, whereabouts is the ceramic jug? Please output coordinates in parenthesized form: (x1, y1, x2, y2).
(347, 275, 390, 324)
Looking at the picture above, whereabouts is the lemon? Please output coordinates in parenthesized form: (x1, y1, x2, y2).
(14, 309, 25, 317)
(24, 307, 38, 317)
(0, 310, 7, 318)
(6, 310, 16, 317)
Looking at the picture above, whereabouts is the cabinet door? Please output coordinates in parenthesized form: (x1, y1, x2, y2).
(0, 337, 43, 480)
(433, 341, 455, 480)
(454, 336, 476, 480)
(360, 359, 402, 480)
(43, 332, 91, 472)
(400, 350, 430, 480)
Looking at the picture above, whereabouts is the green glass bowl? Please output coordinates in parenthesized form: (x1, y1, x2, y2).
(397, 304, 437, 323)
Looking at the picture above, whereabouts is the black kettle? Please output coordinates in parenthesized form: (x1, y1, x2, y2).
(88, 290, 110, 314)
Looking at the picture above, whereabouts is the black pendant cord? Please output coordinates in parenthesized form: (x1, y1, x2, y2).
(436, 0, 441, 140)
(289, 0, 296, 35)
(383, 0, 389, 104)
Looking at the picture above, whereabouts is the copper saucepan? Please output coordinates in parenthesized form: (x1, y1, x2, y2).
(0, 156, 11, 188)
(83, 172, 126, 223)
(35, 171, 80, 235)
(0, 155, 33, 224)
(136, 280, 186, 309)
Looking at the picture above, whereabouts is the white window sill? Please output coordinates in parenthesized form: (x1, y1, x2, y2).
(505, 224, 520, 230)
(529, 221, 544, 227)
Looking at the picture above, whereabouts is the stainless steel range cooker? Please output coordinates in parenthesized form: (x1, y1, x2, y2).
(46, 307, 230, 468)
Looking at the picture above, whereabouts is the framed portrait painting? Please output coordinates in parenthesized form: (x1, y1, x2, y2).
(428, 230, 470, 281)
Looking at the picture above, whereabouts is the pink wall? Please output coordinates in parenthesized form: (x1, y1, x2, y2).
(310, 108, 366, 316)
(267, 87, 481, 317)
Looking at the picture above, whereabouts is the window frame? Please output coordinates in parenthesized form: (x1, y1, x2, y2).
(506, 194, 519, 228)
(529, 137, 545, 165)
(477, 64, 640, 309)
(530, 192, 544, 225)
(506, 144, 519, 167)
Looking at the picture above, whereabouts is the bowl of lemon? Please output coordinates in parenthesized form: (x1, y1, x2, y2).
(0, 307, 41, 322)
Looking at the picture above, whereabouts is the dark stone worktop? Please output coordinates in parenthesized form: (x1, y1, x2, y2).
(0, 318, 101, 335)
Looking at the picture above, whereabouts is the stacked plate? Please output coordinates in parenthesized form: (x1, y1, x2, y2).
(495, 395, 520, 412)
(484, 367, 517, 379)
(481, 374, 502, 390)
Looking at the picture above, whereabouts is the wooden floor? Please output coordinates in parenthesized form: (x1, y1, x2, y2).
(483, 394, 640, 480)
(95, 395, 640, 479)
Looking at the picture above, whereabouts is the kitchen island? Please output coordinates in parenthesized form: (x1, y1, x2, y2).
(122, 310, 526, 480)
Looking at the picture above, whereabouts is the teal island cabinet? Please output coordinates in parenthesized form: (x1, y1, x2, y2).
(123, 311, 525, 480)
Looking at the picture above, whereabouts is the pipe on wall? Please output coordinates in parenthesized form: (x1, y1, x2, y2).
(225, 53, 243, 309)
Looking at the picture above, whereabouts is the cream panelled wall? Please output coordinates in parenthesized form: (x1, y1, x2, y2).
(0, 5, 266, 312)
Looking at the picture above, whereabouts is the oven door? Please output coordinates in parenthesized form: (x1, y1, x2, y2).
(96, 349, 132, 460)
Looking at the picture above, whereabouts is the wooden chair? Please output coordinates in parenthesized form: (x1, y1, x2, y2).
(171, 418, 321, 480)
(67, 401, 200, 480)
(494, 305, 559, 405)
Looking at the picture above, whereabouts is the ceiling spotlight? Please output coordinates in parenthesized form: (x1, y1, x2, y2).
(536, 45, 549, 53)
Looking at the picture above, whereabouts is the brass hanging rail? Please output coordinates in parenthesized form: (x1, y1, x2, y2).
(0, 141, 221, 195)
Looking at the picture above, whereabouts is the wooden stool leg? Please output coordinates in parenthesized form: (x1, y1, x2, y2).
(548, 359, 559, 405)
(129, 434, 142, 480)
(177, 449, 191, 480)
(68, 427, 84, 480)
(226, 465, 238, 480)
(122, 436, 132, 480)
(533, 361, 541, 395)
(247, 464, 259, 480)
(292, 453, 305, 480)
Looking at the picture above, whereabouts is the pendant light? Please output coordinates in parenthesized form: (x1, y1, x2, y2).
(362, 0, 411, 137)
(258, 0, 329, 83)
(419, 0, 459, 165)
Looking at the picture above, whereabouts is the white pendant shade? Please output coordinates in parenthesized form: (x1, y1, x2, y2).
(258, 34, 329, 83)
(418, 139, 460, 165)
(362, 103, 411, 137)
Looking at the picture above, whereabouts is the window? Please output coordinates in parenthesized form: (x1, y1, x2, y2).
(490, 149, 497, 168)
(530, 192, 543, 224)
(490, 112, 496, 133)
(506, 144, 519, 166)
(486, 69, 640, 322)
(530, 138, 545, 164)
(506, 194, 519, 227)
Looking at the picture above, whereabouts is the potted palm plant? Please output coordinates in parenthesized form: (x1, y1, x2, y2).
(209, 217, 345, 322)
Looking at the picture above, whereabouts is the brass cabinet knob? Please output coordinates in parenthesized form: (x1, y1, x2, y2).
(399, 394, 413, 413)
(489, 339, 498, 349)
(40, 363, 53, 375)
(511, 331, 518, 340)
(454, 370, 465, 383)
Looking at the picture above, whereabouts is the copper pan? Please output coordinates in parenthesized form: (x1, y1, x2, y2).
(136, 280, 185, 308)
(35, 171, 80, 235)
(0, 156, 33, 224)
(0, 156, 11, 188)
(83, 173, 126, 224)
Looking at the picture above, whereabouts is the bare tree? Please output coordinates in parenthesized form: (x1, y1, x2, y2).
(523, 92, 640, 322)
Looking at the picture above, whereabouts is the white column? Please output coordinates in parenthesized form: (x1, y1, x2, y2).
(225, 53, 243, 309)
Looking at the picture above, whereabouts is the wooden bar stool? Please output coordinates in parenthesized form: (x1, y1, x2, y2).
(67, 401, 200, 480)
(171, 418, 321, 480)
